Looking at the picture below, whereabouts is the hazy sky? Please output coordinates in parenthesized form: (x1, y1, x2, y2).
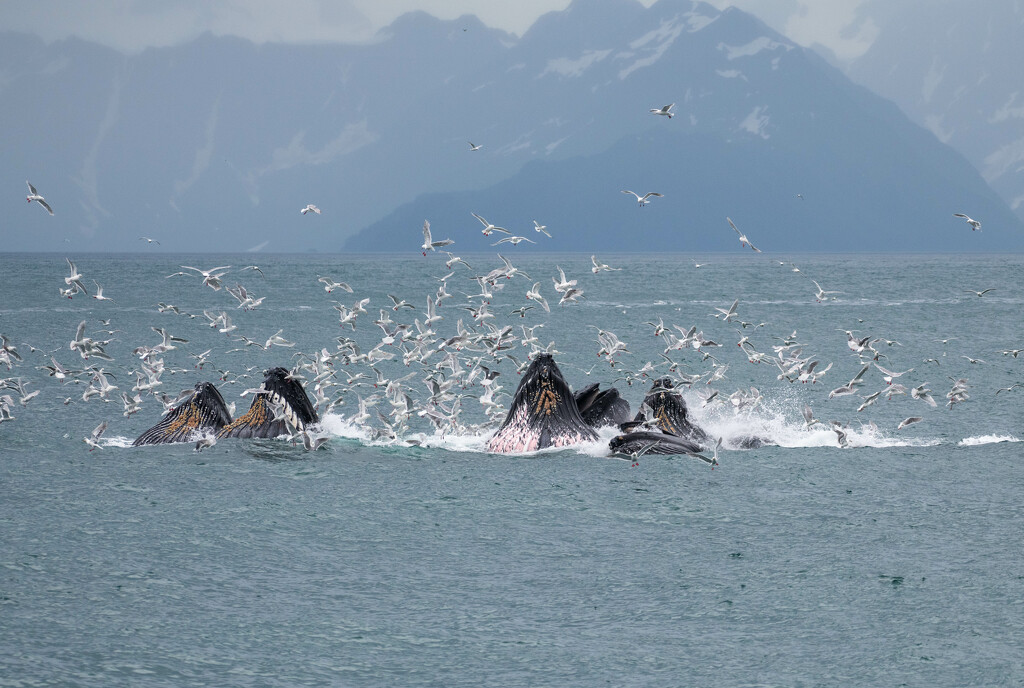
(0, 0, 876, 61)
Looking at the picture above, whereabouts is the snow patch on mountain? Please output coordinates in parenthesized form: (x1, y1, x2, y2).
(718, 36, 791, 61)
(540, 49, 612, 78)
(739, 106, 771, 139)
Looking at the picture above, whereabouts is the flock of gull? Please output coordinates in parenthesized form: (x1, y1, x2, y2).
(5, 111, 1013, 457)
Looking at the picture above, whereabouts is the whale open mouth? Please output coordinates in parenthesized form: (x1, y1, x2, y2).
(132, 381, 232, 446)
(132, 368, 318, 445)
(487, 353, 597, 453)
(218, 367, 319, 440)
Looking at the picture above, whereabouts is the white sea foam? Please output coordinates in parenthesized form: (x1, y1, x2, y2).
(958, 434, 1021, 446)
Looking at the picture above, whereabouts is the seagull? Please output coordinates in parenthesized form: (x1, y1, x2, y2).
(318, 276, 353, 294)
(532, 220, 551, 238)
(897, 417, 923, 431)
(649, 103, 675, 118)
(802, 404, 820, 429)
(551, 266, 577, 294)
(964, 288, 995, 297)
(874, 363, 913, 384)
(194, 434, 217, 452)
(421, 219, 454, 255)
(471, 213, 511, 236)
(63, 258, 88, 295)
(84, 420, 108, 451)
(622, 190, 663, 207)
(591, 255, 621, 273)
(468, 141, 482, 151)
(558, 287, 584, 306)
(301, 204, 321, 215)
(26, 181, 53, 215)
(387, 294, 415, 311)
(91, 281, 114, 301)
(491, 235, 535, 246)
(264, 329, 295, 348)
(180, 265, 232, 291)
(812, 280, 842, 302)
(138, 236, 160, 245)
(727, 217, 762, 252)
(952, 213, 981, 231)
(443, 251, 473, 270)
(525, 282, 550, 313)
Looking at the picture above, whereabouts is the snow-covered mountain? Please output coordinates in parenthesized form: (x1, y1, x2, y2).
(845, 0, 1024, 226)
(3, 0, 1020, 253)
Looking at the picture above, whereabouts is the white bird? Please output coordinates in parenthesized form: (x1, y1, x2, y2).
(301, 204, 321, 215)
(649, 103, 675, 118)
(874, 363, 913, 385)
(84, 420, 108, 451)
(421, 219, 454, 255)
(318, 276, 353, 294)
(802, 404, 820, 429)
(622, 190, 663, 207)
(952, 213, 981, 231)
(180, 265, 232, 291)
(559, 287, 584, 306)
(468, 141, 482, 151)
(712, 299, 739, 322)
(388, 294, 415, 311)
(443, 251, 472, 270)
(964, 288, 995, 297)
(491, 235, 535, 246)
(138, 236, 160, 245)
(92, 280, 114, 301)
(591, 255, 621, 273)
(897, 417, 923, 431)
(525, 282, 550, 313)
(63, 258, 88, 295)
(727, 217, 761, 252)
(471, 213, 511, 236)
(26, 181, 53, 215)
(194, 434, 217, 452)
(532, 220, 551, 238)
(551, 266, 577, 294)
(264, 329, 295, 348)
(812, 280, 842, 302)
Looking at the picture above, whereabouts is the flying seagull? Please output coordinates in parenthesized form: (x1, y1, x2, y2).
(26, 181, 53, 215)
(421, 219, 454, 255)
(727, 217, 762, 252)
(301, 204, 321, 215)
(622, 190, 663, 207)
(952, 213, 981, 231)
(649, 103, 675, 118)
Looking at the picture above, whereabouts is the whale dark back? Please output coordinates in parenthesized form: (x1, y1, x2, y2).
(574, 382, 631, 428)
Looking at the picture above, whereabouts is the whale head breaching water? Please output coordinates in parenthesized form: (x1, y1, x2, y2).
(132, 381, 233, 446)
(218, 367, 318, 439)
(487, 353, 598, 453)
(609, 376, 711, 457)
(132, 368, 318, 445)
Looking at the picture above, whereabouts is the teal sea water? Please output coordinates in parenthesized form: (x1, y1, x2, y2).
(1, 252, 1023, 686)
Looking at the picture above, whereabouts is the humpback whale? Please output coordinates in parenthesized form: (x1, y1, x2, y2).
(609, 377, 713, 458)
(132, 381, 232, 446)
(218, 367, 318, 439)
(132, 367, 318, 446)
(487, 354, 598, 453)
(574, 382, 631, 428)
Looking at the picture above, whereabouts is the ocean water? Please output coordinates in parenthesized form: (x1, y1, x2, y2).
(1, 252, 1022, 686)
